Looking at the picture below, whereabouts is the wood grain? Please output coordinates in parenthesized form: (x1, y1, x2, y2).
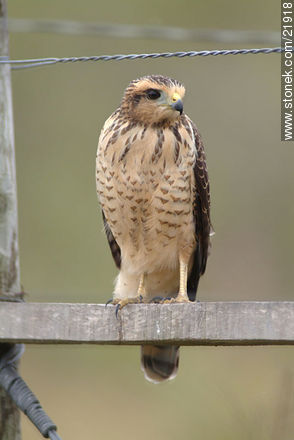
(0, 301, 293, 345)
(0, 1, 21, 438)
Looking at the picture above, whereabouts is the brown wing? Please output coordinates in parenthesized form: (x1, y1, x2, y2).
(102, 210, 121, 269)
(187, 120, 212, 301)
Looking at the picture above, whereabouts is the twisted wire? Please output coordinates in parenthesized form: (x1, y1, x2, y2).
(0, 47, 288, 70)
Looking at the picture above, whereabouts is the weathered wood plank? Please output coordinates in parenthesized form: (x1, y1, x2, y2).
(0, 5, 20, 296)
(0, 1, 21, 438)
(0, 302, 293, 345)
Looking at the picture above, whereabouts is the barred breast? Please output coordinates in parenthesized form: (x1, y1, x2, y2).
(96, 114, 197, 276)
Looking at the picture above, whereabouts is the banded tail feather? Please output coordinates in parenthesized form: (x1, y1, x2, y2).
(141, 345, 180, 384)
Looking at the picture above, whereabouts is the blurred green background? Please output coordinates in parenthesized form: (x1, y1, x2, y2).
(6, 0, 294, 438)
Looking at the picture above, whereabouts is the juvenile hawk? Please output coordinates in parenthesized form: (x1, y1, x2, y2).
(96, 75, 212, 383)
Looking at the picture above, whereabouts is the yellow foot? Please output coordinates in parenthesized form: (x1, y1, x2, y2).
(160, 295, 190, 304)
(112, 296, 144, 317)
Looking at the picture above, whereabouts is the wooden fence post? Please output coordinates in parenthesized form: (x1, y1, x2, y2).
(0, 0, 21, 438)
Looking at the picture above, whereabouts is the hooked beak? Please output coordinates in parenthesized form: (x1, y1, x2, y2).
(172, 99, 183, 115)
(171, 92, 183, 115)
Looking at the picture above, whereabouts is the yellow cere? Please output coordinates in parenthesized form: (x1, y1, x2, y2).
(172, 92, 182, 102)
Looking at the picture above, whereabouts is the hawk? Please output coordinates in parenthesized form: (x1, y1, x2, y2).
(96, 75, 212, 383)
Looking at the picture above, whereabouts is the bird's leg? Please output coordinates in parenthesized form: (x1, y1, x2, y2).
(111, 274, 147, 317)
(137, 272, 147, 297)
(160, 255, 190, 304)
(175, 257, 190, 302)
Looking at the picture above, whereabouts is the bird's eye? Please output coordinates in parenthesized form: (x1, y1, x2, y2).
(146, 89, 161, 100)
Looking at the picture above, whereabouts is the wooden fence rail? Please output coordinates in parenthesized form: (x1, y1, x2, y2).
(0, 301, 293, 345)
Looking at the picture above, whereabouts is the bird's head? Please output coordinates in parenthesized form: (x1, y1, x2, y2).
(121, 75, 185, 126)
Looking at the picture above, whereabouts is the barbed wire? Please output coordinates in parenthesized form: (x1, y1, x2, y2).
(0, 47, 287, 70)
(6, 18, 280, 45)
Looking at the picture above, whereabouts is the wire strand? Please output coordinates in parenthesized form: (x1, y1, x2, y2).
(48, 430, 63, 440)
(7, 18, 280, 45)
(0, 47, 288, 70)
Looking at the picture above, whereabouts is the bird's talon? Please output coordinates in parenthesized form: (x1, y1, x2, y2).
(113, 295, 145, 317)
(149, 296, 164, 303)
(115, 304, 121, 318)
(160, 297, 176, 304)
(105, 298, 113, 308)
